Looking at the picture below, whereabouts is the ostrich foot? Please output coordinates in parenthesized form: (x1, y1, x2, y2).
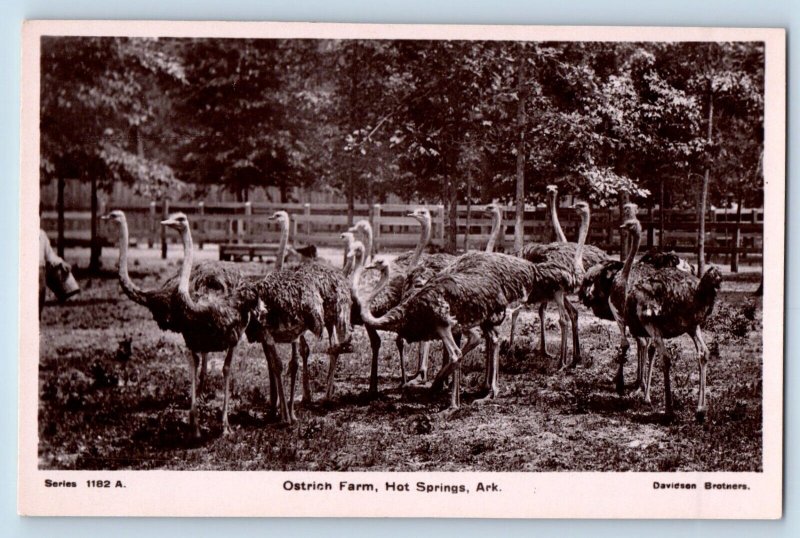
(695, 408, 707, 424)
(474, 390, 498, 404)
(222, 424, 232, 437)
(405, 372, 428, 386)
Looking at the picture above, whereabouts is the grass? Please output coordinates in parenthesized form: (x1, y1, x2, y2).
(37, 247, 763, 472)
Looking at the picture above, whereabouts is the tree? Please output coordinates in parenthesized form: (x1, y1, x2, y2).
(41, 37, 184, 270)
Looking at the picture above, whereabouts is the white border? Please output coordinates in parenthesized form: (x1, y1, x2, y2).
(18, 20, 786, 519)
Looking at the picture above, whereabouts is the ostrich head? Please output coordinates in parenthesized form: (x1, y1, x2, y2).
(160, 212, 190, 233)
(365, 259, 391, 278)
(348, 220, 371, 235)
(345, 240, 365, 265)
(268, 210, 290, 227)
(341, 231, 355, 245)
(546, 184, 558, 196)
(573, 201, 590, 217)
(484, 202, 501, 215)
(622, 203, 638, 221)
(619, 218, 642, 235)
(407, 207, 431, 223)
(100, 209, 126, 224)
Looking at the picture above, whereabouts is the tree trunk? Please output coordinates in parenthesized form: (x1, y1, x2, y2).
(513, 49, 527, 253)
(56, 176, 65, 258)
(659, 179, 665, 249)
(443, 176, 458, 254)
(463, 175, 472, 251)
(346, 44, 360, 227)
(698, 89, 714, 276)
(89, 173, 101, 272)
(731, 192, 743, 273)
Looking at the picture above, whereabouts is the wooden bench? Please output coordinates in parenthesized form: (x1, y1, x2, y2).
(219, 243, 281, 262)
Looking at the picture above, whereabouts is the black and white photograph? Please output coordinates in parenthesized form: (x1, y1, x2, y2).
(19, 21, 785, 518)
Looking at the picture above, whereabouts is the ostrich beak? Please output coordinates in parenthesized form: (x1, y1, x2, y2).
(161, 218, 178, 228)
(100, 214, 111, 221)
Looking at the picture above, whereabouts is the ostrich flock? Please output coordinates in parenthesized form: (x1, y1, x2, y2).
(98, 185, 723, 439)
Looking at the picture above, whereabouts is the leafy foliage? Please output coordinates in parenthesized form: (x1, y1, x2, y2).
(42, 38, 764, 227)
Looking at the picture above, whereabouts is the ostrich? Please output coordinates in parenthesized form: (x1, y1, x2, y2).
(579, 248, 695, 393)
(512, 202, 595, 368)
(349, 208, 438, 392)
(404, 202, 504, 384)
(610, 215, 723, 421)
(246, 211, 353, 423)
(102, 209, 242, 387)
(348, 219, 375, 263)
(341, 231, 357, 275)
(161, 213, 262, 437)
(508, 186, 609, 354)
(354, 246, 580, 409)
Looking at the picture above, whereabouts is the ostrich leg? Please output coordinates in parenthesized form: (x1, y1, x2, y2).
(324, 329, 341, 401)
(538, 302, 549, 357)
(299, 336, 311, 402)
(407, 342, 431, 385)
(198, 353, 209, 390)
(508, 304, 523, 347)
(367, 327, 382, 394)
(262, 338, 290, 424)
(633, 338, 652, 397)
(430, 328, 481, 393)
(691, 327, 710, 423)
(430, 326, 463, 410)
(187, 352, 201, 439)
(657, 336, 674, 420)
(476, 327, 501, 403)
(564, 298, 582, 368)
(287, 342, 300, 423)
(554, 292, 570, 368)
(395, 336, 408, 386)
(612, 312, 630, 396)
(220, 346, 235, 435)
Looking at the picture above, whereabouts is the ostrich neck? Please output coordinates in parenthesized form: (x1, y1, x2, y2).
(364, 225, 374, 262)
(116, 219, 147, 306)
(353, 264, 403, 331)
(621, 226, 641, 285)
(176, 227, 201, 313)
(274, 217, 289, 271)
(485, 209, 502, 253)
(408, 216, 431, 268)
(573, 211, 590, 273)
(550, 192, 567, 243)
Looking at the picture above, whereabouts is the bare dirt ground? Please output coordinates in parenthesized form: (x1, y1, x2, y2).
(38, 245, 763, 472)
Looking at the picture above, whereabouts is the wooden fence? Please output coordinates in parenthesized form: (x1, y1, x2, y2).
(41, 201, 763, 268)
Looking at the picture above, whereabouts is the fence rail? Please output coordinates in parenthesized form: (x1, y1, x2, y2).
(41, 201, 763, 268)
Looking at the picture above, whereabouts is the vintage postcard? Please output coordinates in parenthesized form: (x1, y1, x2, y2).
(19, 20, 785, 518)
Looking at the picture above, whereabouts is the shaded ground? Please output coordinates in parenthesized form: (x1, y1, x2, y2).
(38, 246, 763, 471)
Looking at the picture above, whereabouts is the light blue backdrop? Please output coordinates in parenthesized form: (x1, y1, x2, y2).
(2, 0, 794, 535)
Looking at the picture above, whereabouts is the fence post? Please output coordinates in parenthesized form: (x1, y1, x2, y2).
(148, 201, 156, 248)
(303, 203, 312, 243)
(56, 177, 65, 258)
(239, 202, 251, 244)
(161, 199, 170, 259)
(373, 204, 381, 253)
(437, 204, 445, 249)
(197, 202, 205, 250)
